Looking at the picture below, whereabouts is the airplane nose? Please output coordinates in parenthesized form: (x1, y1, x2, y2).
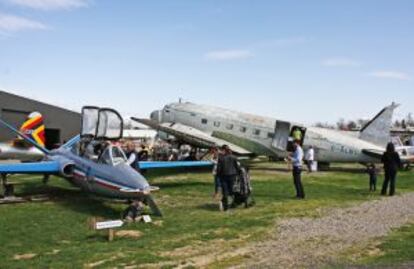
(150, 110, 161, 123)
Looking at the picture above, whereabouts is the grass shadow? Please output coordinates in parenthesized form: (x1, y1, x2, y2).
(196, 203, 220, 212)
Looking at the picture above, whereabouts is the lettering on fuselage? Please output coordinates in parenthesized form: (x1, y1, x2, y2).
(330, 143, 359, 156)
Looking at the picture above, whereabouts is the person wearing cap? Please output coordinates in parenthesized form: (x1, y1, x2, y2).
(216, 145, 240, 211)
(288, 140, 305, 199)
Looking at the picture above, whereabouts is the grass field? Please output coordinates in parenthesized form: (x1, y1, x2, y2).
(0, 161, 413, 268)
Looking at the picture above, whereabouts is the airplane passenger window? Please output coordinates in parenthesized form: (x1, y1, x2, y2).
(253, 129, 261, 136)
(240, 126, 247, 132)
(214, 121, 220, 127)
(226, 124, 234, 130)
(201, 119, 208, 124)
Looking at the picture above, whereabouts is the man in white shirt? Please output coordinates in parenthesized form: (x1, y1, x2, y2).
(288, 140, 305, 199)
(305, 146, 315, 172)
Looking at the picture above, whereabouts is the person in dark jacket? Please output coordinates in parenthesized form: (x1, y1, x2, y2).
(216, 145, 240, 211)
(381, 142, 401, 196)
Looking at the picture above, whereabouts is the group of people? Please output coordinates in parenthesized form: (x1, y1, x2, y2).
(123, 142, 149, 172)
(287, 140, 403, 200)
(212, 145, 253, 211)
(366, 142, 402, 195)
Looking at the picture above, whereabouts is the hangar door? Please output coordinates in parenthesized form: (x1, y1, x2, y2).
(45, 128, 61, 149)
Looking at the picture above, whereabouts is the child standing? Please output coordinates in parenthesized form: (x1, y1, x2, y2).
(366, 164, 377, 191)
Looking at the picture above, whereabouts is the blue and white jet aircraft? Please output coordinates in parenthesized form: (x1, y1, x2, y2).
(0, 106, 212, 215)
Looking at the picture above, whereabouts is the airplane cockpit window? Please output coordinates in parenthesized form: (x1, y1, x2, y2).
(112, 146, 127, 165)
(98, 147, 111, 165)
(71, 141, 80, 155)
(96, 145, 126, 166)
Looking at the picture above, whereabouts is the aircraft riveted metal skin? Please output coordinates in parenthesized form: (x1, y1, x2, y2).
(133, 101, 402, 165)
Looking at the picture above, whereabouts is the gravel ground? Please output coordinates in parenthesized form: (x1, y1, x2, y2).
(240, 193, 414, 269)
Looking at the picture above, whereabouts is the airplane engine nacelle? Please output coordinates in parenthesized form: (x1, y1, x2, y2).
(59, 162, 75, 177)
(51, 156, 75, 177)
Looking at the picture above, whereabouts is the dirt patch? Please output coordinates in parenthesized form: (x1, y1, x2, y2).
(116, 230, 143, 239)
(45, 249, 61, 255)
(13, 253, 37, 260)
(85, 254, 124, 268)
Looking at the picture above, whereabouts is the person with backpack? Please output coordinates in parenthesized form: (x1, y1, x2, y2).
(216, 145, 239, 211)
(232, 166, 255, 208)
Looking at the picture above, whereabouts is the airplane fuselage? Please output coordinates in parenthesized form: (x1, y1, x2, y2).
(47, 146, 152, 200)
(0, 143, 44, 162)
(151, 102, 383, 163)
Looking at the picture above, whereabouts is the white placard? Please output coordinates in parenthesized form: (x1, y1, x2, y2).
(96, 220, 124, 230)
(142, 215, 152, 223)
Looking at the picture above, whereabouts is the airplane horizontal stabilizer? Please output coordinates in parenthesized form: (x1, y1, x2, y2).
(359, 103, 398, 147)
(131, 118, 252, 155)
(0, 161, 60, 174)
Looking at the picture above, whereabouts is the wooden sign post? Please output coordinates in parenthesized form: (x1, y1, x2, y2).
(88, 218, 124, 241)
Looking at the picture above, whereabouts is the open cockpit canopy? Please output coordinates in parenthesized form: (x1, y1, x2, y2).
(81, 106, 123, 141)
(81, 106, 99, 139)
(96, 108, 123, 140)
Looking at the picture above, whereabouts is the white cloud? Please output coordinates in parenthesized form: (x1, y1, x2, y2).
(6, 0, 89, 11)
(204, 49, 253, 61)
(368, 70, 411, 81)
(0, 14, 48, 32)
(322, 57, 362, 67)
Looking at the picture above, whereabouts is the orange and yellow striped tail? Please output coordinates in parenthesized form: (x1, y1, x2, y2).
(19, 112, 46, 147)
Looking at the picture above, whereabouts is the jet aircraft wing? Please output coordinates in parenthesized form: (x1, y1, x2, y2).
(131, 118, 252, 155)
(139, 161, 213, 169)
(0, 161, 60, 174)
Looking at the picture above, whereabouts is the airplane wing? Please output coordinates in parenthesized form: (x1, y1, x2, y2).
(0, 161, 60, 174)
(139, 161, 213, 169)
(362, 148, 414, 164)
(362, 149, 383, 159)
(131, 118, 252, 155)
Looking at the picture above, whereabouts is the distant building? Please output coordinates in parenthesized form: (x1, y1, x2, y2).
(0, 90, 80, 149)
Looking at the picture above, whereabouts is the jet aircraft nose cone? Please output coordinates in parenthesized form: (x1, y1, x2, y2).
(116, 163, 150, 191)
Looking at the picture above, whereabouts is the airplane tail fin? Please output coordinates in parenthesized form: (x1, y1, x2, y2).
(359, 103, 398, 147)
(19, 112, 46, 147)
(0, 112, 49, 154)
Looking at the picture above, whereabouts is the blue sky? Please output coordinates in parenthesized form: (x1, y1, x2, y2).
(0, 0, 413, 124)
